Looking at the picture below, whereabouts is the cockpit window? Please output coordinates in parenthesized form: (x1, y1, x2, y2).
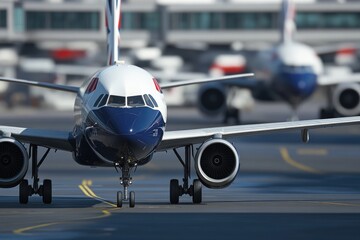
(98, 94, 108, 107)
(148, 94, 158, 107)
(143, 94, 154, 108)
(127, 95, 145, 107)
(94, 94, 104, 107)
(108, 95, 126, 107)
(281, 64, 313, 73)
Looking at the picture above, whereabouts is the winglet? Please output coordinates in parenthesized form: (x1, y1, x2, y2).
(106, 0, 121, 65)
(279, 0, 296, 43)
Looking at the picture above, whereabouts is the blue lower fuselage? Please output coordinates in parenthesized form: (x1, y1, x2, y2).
(273, 65, 317, 107)
(80, 107, 165, 165)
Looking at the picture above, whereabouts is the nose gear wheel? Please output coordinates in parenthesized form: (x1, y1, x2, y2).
(115, 162, 136, 208)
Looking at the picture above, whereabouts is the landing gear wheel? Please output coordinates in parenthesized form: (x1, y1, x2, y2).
(19, 180, 29, 204)
(192, 179, 202, 204)
(170, 179, 180, 204)
(42, 179, 52, 204)
(117, 191, 123, 208)
(129, 191, 135, 208)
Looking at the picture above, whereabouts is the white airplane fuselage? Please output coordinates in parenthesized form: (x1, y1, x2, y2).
(72, 63, 167, 167)
(255, 41, 323, 108)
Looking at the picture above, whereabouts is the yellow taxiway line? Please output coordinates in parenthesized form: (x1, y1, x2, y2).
(13, 179, 114, 235)
(280, 147, 322, 174)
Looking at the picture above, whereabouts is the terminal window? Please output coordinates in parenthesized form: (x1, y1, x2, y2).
(26, 11, 100, 30)
(0, 10, 6, 28)
(122, 12, 160, 30)
(169, 11, 360, 30)
(296, 12, 360, 29)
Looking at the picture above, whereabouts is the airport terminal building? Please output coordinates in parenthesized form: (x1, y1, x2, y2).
(0, 0, 360, 48)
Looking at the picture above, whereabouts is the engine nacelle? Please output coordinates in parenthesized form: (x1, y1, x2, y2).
(195, 139, 239, 189)
(333, 83, 360, 116)
(0, 138, 29, 188)
(197, 83, 226, 116)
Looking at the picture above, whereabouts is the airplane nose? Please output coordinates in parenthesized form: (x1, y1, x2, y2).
(106, 109, 138, 135)
(94, 107, 162, 136)
(288, 73, 317, 96)
(278, 70, 317, 98)
(90, 107, 165, 161)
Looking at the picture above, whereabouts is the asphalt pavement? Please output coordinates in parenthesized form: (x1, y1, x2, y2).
(0, 100, 360, 240)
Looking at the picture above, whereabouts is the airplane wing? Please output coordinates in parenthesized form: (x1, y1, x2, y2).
(160, 73, 254, 89)
(313, 43, 359, 56)
(0, 77, 79, 93)
(0, 126, 74, 151)
(158, 116, 360, 150)
(0, 73, 255, 92)
(318, 73, 360, 86)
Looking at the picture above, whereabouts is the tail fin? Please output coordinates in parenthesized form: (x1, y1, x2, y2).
(279, 0, 296, 43)
(106, 0, 121, 65)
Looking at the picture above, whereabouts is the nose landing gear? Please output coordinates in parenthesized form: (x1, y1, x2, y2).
(115, 163, 136, 208)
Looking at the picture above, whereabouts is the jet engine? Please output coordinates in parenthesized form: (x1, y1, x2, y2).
(332, 83, 360, 116)
(195, 139, 239, 189)
(0, 138, 29, 188)
(197, 83, 226, 116)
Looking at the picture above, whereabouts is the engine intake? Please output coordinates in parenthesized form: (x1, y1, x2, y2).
(197, 83, 226, 116)
(333, 83, 360, 116)
(0, 138, 29, 188)
(195, 139, 239, 189)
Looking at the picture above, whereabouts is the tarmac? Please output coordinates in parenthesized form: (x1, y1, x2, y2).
(0, 100, 360, 239)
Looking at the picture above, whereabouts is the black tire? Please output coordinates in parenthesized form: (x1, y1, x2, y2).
(192, 179, 202, 204)
(19, 180, 29, 204)
(170, 179, 180, 204)
(117, 191, 122, 208)
(42, 179, 52, 204)
(129, 191, 135, 208)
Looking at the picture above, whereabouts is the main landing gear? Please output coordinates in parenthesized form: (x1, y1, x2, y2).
(170, 145, 202, 204)
(19, 145, 52, 204)
(115, 163, 136, 208)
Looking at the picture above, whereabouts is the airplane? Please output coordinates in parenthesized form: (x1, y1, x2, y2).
(0, 0, 360, 208)
(197, 0, 360, 123)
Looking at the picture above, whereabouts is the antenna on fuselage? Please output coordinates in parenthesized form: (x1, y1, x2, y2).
(106, 0, 121, 65)
(279, 0, 296, 43)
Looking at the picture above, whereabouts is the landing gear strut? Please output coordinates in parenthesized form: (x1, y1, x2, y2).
(19, 145, 52, 204)
(170, 145, 202, 204)
(115, 163, 136, 208)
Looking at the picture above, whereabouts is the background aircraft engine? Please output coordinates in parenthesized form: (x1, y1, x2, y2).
(195, 139, 239, 189)
(332, 83, 360, 116)
(197, 83, 226, 116)
(0, 138, 29, 188)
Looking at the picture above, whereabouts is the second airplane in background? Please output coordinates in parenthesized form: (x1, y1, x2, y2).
(198, 0, 360, 123)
